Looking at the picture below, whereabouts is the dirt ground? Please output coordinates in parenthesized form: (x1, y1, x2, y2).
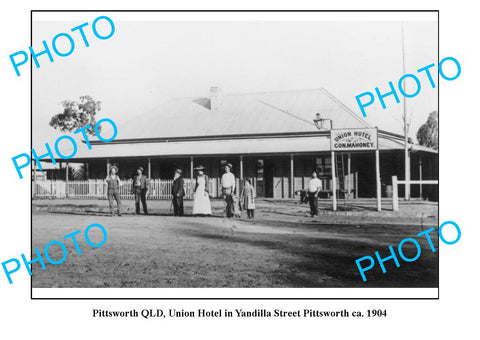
(31, 199, 439, 288)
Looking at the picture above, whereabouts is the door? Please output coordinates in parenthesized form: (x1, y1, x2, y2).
(263, 159, 274, 198)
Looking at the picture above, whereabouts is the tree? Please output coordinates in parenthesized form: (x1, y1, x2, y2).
(416, 110, 438, 150)
(49, 95, 102, 135)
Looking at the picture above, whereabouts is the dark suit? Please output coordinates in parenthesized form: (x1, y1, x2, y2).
(172, 177, 185, 216)
(132, 175, 148, 214)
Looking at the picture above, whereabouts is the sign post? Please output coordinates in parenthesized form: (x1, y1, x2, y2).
(330, 127, 380, 211)
(375, 149, 381, 211)
(331, 150, 337, 211)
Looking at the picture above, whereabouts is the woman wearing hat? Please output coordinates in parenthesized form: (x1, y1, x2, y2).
(105, 165, 122, 216)
(192, 165, 211, 216)
(131, 166, 148, 215)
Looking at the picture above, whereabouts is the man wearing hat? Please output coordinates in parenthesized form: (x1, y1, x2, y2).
(106, 165, 122, 216)
(132, 166, 148, 214)
(171, 168, 185, 216)
(221, 163, 236, 218)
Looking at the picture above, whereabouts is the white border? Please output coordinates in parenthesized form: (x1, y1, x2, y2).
(33, 287, 438, 299)
(32, 11, 438, 22)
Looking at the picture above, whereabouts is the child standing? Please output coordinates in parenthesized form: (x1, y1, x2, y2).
(240, 178, 256, 219)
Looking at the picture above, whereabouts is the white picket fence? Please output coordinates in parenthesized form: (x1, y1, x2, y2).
(32, 179, 221, 200)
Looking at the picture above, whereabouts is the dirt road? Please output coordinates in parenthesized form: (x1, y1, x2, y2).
(32, 211, 438, 288)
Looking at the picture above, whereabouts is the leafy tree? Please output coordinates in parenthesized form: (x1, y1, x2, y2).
(49, 95, 102, 135)
(416, 110, 438, 150)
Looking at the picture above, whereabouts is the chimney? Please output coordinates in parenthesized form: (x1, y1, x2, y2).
(210, 86, 221, 111)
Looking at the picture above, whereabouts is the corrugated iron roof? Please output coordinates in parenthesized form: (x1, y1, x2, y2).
(117, 88, 372, 140)
(60, 88, 437, 160)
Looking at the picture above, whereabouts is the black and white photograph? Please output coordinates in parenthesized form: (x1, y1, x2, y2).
(4, 1, 480, 339)
(30, 11, 439, 297)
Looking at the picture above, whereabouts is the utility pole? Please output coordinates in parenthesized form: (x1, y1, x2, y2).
(402, 21, 410, 200)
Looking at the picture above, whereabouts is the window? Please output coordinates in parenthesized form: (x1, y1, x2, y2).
(315, 157, 331, 177)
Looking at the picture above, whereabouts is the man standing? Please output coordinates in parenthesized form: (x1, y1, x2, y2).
(171, 169, 185, 216)
(221, 163, 236, 218)
(307, 170, 322, 217)
(106, 165, 122, 216)
(132, 166, 148, 215)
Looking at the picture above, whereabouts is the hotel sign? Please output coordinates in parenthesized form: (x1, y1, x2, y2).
(330, 128, 378, 151)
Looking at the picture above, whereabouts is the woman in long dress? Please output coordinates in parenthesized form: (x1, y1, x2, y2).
(192, 165, 212, 216)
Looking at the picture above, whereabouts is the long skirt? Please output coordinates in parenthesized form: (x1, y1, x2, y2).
(192, 189, 212, 215)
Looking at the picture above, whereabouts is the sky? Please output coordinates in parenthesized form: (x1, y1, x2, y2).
(32, 13, 438, 147)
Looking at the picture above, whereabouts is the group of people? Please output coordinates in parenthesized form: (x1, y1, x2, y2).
(105, 165, 149, 217)
(105, 163, 256, 219)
